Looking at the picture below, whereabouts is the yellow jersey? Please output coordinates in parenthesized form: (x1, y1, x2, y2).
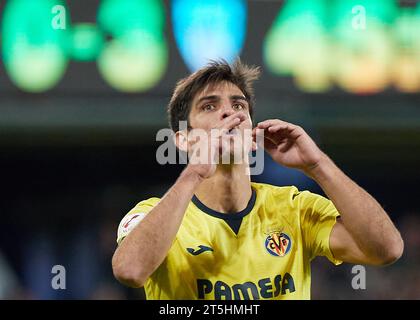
(116, 182, 342, 300)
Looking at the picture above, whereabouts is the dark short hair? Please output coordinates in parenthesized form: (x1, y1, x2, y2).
(167, 59, 260, 132)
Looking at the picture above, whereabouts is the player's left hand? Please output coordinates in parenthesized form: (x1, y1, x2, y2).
(253, 119, 325, 174)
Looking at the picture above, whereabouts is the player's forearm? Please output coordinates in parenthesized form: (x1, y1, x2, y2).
(305, 154, 404, 264)
(112, 168, 203, 287)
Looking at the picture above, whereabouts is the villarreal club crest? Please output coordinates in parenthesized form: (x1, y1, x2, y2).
(265, 231, 292, 257)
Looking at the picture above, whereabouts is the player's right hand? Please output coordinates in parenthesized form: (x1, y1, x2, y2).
(185, 112, 247, 180)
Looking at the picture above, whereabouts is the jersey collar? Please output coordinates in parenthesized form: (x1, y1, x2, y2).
(191, 187, 256, 221)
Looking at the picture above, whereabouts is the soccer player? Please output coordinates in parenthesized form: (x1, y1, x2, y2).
(112, 60, 404, 300)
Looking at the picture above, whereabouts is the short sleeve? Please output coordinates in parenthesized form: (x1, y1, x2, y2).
(297, 190, 342, 265)
(116, 197, 160, 245)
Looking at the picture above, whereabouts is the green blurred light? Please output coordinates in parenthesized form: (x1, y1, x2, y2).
(263, 0, 331, 92)
(6, 45, 67, 93)
(97, 0, 168, 92)
(98, 0, 165, 38)
(67, 23, 104, 61)
(393, 8, 420, 50)
(2, 0, 69, 92)
(264, 0, 328, 75)
(391, 7, 420, 92)
(98, 32, 168, 92)
(332, 0, 398, 46)
(331, 0, 397, 28)
(331, 0, 397, 94)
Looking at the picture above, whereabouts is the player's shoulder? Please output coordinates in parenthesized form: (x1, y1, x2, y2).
(251, 182, 320, 207)
(122, 196, 161, 219)
(116, 196, 161, 244)
(134, 197, 161, 209)
(251, 182, 300, 201)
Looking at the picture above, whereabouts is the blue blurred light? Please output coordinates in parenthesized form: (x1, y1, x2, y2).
(172, 0, 247, 71)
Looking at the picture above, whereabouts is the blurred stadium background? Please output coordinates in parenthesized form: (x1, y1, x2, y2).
(0, 0, 419, 299)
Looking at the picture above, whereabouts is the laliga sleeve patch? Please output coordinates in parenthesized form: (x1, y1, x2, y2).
(119, 213, 146, 237)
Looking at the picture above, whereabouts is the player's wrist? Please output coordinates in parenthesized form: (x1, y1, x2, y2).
(303, 153, 335, 181)
(179, 166, 205, 186)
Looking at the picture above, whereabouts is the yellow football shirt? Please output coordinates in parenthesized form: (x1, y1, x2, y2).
(116, 182, 342, 300)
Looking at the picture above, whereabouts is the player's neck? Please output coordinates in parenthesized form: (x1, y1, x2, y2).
(193, 163, 252, 214)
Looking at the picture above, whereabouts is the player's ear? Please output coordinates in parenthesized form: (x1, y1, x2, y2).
(174, 129, 189, 153)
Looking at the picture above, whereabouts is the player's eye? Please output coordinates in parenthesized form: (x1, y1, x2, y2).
(202, 104, 216, 111)
(232, 103, 245, 110)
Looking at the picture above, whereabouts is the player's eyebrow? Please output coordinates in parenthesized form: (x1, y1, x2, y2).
(196, 95, 220, 105)
(230, 95, 248, 103)
(196, 95, 248, 105)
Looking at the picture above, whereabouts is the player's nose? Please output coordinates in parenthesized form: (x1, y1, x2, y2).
(221, 108, 235, 120)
